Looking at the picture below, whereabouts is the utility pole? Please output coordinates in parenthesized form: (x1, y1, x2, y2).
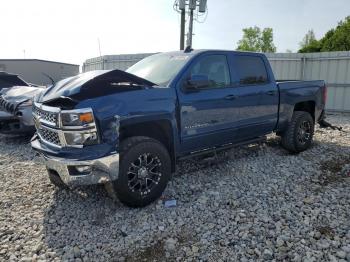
(179, 0, 186, 50)
(186, 7, 194, 47)
(175, 0, 207, 50)
(180, 9, 186, 50)
(186, 0, 196, 48)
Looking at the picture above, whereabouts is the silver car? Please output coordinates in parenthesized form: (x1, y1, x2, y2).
(0, 72, 45, 134)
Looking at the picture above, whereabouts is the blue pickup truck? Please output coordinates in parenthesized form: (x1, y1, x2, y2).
(31, 50, 326, 207)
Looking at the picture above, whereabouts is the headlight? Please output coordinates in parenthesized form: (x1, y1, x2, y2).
(61, 110, 94, 126)
(60, 108, 98, 146)
(64, 132, 98, 146)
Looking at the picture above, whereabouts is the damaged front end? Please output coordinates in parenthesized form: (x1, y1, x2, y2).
(31, 100, 121, 187)
(0, 86, 44, 134)
(31, 69, 155, 187)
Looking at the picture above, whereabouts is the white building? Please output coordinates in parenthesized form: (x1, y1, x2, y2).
(83, 53, 155, 72)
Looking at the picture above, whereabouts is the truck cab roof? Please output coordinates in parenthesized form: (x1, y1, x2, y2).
(163, 49, 265, 56)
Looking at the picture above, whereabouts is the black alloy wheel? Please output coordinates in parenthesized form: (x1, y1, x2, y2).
(281, 111, 315, 153)
(297, 120, 312, 145)
(113, 136, 171, 207)
(127, 153, 163, 197)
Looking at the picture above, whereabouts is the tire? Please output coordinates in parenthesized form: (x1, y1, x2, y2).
(114, 136, 171, 207)
(281, 111, 314, 153)
(47, 169, 68, 189)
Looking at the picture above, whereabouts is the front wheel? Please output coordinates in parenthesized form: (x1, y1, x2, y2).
(114, 136, 171, 207)
(281, 111, 314, 153)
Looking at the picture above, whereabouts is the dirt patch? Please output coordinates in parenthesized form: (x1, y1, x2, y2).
(317, 156, 350, 186)
(125, 240, 165, 262)
(316, 225, 335, 238)
(124, 229, 197, 262)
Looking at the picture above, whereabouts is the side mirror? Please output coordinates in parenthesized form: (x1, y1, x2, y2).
(184, 74, 210, 91)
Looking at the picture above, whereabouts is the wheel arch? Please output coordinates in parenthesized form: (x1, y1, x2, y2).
(293, 100, 316, 121)
(119, 119, 176, 172)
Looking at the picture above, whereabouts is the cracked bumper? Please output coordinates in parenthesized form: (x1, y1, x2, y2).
(31, 135, 120, 187)
(43, 153, 120, 187)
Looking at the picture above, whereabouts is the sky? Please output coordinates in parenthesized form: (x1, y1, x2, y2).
(1, 0, 349, 66)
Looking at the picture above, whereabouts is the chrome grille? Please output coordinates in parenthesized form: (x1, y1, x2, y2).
(37, 126, 61, 146)
(33, 102, 97, 148)
(33, 105, 58, 126)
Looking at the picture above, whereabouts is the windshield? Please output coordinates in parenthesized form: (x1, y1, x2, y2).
(126, 53, 190, 86)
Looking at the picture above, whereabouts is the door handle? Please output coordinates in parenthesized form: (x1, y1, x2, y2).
(225, 94, 238, 100)
(266, 91, 276, 96)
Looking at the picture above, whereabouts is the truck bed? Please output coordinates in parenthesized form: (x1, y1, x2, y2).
(277, 80, 325, 87)
(276, 79, 326, 131)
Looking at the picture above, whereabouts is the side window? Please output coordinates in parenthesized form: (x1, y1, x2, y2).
(190, 55, 230, 89)
(235, 56, 268, 85)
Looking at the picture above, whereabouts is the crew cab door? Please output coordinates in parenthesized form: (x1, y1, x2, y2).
(177, 53, 240, 154)
(229, 54, 279, 139)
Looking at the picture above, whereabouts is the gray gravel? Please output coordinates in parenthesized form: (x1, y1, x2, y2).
(0, 113, 350, 261)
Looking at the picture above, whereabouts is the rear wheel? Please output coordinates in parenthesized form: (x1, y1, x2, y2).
(114, 136, 171, 207)
(281, 111, 314, 153)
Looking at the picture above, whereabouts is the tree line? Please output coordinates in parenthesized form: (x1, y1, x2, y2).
(236, 16, 350, 53)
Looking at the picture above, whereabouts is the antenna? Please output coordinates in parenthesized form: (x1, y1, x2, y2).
(42, 72, 55, 85)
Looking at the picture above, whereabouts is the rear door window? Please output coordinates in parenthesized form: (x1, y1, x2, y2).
(234, 55, 269, 85)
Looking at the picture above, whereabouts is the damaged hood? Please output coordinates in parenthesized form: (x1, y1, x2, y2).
(37, 69, 157, 103)
(0, 85, 45, 112)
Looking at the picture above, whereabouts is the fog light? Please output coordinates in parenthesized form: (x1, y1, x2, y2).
(68, 165, 92, 176)
(64, 132, 98, 146)
(76, 166, 92, 173)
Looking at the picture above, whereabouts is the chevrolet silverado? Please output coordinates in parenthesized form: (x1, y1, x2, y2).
(31, 50, 326, 207)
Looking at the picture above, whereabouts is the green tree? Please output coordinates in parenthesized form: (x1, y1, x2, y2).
(299, 16, 350, 53)
(299, 30, 317, 48)
(321, 17, 350, 51)
(236, 26, 276, 53)
(236, 26, 261, 52)
(261, 28, 277, 52)
(299, 29, 321, 53)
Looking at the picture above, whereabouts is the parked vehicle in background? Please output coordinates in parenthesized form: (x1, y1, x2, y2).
(0, 72, 45, 134)
(0, 71, 30, 90)
(31, 50, 327, 207)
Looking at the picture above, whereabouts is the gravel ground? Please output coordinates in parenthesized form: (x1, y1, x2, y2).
(0, 113, 350, 262)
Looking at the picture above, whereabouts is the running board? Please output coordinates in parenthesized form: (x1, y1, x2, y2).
(178, 136, 267, 160)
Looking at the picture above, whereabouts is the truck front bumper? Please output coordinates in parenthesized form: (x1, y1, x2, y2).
(31, 137, 120, 187)
(44, 153, 120, 187)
